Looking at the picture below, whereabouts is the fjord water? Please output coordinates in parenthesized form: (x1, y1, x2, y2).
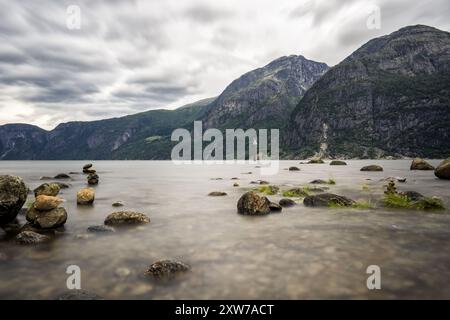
(1, 160, 450, 299)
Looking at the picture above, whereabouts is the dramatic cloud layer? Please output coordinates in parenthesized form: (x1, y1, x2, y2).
(0, 0, 449, 129)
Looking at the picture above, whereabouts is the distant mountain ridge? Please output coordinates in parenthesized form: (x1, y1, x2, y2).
(1, 25, 449, 160)
(0, 55, 328, 159)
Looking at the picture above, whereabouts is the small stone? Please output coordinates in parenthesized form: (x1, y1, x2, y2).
(53, 182, 70, 189)
(309, 179, 327, 184)
(87, 173, 99, 185)
(77, 188, 95, 205)
(54, 173, 71, 179)
(400, 191, 424, 201)
(104, 211, 150, 225)
(303, 193, 355, 207)
(289, 166, 300, 171)
(145, 260, 190, 279)
(208, 192, 227, 196)
(279, 198, 296, 207)
(87, 225, 115, 233)
(233, 183, 239, 187)
(112, 201, 124, 207)
(15, 231, 50, 245)
(83, 163, 93, 170)
(330, 160, 347, 165)
(308, 158, 325, 164)
(269, 202, 282, 212)
(360, 165, 383, 172)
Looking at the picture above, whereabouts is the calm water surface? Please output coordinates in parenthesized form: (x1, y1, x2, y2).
(0, 160, 450, 299)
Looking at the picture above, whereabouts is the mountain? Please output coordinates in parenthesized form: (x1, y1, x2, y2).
(284, 25, 450, 159)
(0, 98, 213, 160)
(1, 25, 450, 160)
(203, 55, 329, 129)
(0, 55, 328, 160)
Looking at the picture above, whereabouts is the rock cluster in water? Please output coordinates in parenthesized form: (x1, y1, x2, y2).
(26, 193, 67, 229)
(83, 163, 99, 185)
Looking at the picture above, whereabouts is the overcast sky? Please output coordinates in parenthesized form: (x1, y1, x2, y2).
(0, 0, 449, 129)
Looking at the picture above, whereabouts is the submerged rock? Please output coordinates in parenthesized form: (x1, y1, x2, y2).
(330, 160, 347, 165)
(400, 191, 424, 201)
(34, 183, 60, 197)
(233, 183, 239, 187)
(54, 173, 71, 179)
(360, 165, 383, 172)
(410, 158, 434, 170)
(208, 192, 227, 196)
(26, 207, 67, 229)
(53, 182, 70, 189)
(283, 188, 309, 197)
(309, 179, 327, 184)
(435, 158, 450, 180)
(87, 225, 115, 233)
(0, 175, 28, 225)
(237, 192, 271, 215)
(104, 211, 150, 225)
(16, 231, 50, 245)
(112, 201, 124, 207)
(279, 198, 296, 207)
(57, 290, 102, 300)
(77, 188, 95, 205)
(145, 260, 190, 279)
(288, 166, 300, 171)
(303, 193, 355, 207)
(308, 158, 325, 164)
(269, 202, 282, 212)
(34, 195, 63, 211)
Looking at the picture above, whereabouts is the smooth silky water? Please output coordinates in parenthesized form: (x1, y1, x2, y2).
(0, 160, 449, 299)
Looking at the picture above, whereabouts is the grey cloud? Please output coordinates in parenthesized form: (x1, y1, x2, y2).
(0, 0, 449, 129)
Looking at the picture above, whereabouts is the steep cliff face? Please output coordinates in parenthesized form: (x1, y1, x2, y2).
(203, 55, 329, 129)
(285, 25, 450, 159)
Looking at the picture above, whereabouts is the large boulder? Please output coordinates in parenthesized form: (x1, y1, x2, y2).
(26, 207, 67, 229)
(145, 260, 190, 279)
(435, 158, 450, 180)
(360, 165, 383, 172)
(34, 183, 60, 197)
(0, 175, 28, 225)
(77, 188, 95, 205)
(34, 195, 63, 211)
(303, 193, 355, 207)
(104, 211, 150, 225)
(410, 158, 434, 170)
(237, 192, 271, 215)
